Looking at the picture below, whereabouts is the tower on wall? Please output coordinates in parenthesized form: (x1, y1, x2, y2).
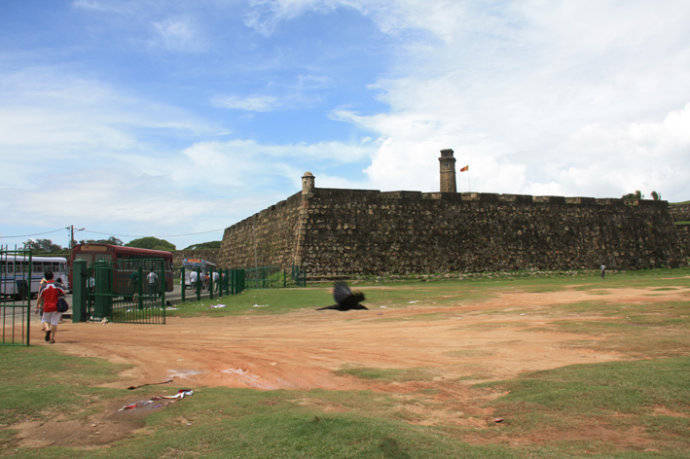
(439, 148, 457, 193)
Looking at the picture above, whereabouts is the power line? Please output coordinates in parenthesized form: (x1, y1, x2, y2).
(82, 228, 226, 239)
(0, 228, 65, 239)
(1, 227, 225, 241)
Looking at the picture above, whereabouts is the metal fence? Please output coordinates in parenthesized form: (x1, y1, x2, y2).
(0, 248, 31, 345)
(73, 258, 167, 324)
(176, 265, 305, 303)
(244, 265, 306, 289)
(179, 267, 246, 302)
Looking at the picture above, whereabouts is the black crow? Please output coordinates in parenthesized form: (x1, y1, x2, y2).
(317, 282, 368, 311)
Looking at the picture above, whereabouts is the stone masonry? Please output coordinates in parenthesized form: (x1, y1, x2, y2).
(220, 150, 686, 278)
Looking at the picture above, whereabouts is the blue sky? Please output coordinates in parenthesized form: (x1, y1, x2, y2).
(2, 0, 689, 250)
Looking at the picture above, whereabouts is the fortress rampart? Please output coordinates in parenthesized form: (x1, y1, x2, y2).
(669, 203, 690, 253)
(220, 190, 685, 278)
(220, 149, 686, 277)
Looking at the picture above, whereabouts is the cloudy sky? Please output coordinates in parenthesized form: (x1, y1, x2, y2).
(2, 0, 689, 249)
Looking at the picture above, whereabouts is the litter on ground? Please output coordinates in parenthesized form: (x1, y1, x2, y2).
(118, 389, 194, 411)
(210, 304, 226, 309)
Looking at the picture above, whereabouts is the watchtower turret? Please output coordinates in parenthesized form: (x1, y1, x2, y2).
(439, 149, 457, 193)
(302, 171, 315, 195)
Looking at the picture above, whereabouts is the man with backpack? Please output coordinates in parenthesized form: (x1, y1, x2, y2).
(38, 271, 65, 344)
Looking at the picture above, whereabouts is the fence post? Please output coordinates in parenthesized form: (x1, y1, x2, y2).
(196, 268, 201, 301)
(72, 260, 87, 323)
(159, 261, 165, 324)
(25, 252, 32, 346)
(137, 265, 144, 310)
(209, 267, 214, 299)
(180, 266, 185, 302)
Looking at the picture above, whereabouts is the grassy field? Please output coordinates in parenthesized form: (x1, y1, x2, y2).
(1, 267, 688, 457)
(168, 267, 689, 317)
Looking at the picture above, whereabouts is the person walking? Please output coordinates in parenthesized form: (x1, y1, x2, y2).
(189, 269, 198, 290)
(600, 264, 606, 279)
(38, 271, 65, 343)
(147, 269, 158, 294)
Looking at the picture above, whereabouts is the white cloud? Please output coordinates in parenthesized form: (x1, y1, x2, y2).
(150, 16, 207, 53)
(330, 1, 690, 200)
(211, 95, 281, 112)
(0, 67, 217, 156)
(247, 1, 690, 200)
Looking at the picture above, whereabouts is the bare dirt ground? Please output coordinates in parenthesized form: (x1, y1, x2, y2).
(16, 285, 689, 449)
(44, 286, 687, 392)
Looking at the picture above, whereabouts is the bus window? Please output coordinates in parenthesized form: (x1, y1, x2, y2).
(34, 262, 44, 274)
(51, 262, 59, 272)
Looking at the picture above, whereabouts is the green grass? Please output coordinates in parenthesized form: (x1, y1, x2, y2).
(169, 266, 690, 318)
(98, 387, 515, 458)
(0, 354, 512, 458)
(476, 358, 690, 455)
(0, 347, 128, 425)
(334, 366, 437, 382)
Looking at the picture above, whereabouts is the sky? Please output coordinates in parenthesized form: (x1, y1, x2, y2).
(1, 0, 689, 250)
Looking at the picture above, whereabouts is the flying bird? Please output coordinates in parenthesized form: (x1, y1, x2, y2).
(317, 282, 368, 311)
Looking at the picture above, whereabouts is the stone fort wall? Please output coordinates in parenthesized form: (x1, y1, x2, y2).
(219, 187, 686, 278)
(669, 203, 690, 254)
(220, 193, 304, 269)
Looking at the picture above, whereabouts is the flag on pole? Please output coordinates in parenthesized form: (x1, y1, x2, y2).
(460, 165, 469, 172)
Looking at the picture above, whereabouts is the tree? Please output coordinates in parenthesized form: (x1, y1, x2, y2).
(125, 236, 176, 251)
(23, 239, 63, 253)
(183, 241, 221, 250)
(651, 191, 661, 201)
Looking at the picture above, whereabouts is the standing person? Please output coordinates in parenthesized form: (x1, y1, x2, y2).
(189, 269, 198, 291)
(147, 269, 158, 294)
(600, 264, 606, 279)
(38, 271, 65, 344)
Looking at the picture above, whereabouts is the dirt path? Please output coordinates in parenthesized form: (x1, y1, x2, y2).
(41, 286, 687, 392)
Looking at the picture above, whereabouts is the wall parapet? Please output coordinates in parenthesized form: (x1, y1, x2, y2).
(305, 187, 668, 208)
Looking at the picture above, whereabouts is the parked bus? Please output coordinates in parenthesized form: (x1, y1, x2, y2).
(181, 258, 217, 289)
(69, 244, 174, 293)
(0, 255, 69, 300)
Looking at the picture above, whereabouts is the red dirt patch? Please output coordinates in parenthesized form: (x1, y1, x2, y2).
(17, 285, 688, 449)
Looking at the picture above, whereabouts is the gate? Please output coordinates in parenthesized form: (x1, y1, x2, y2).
(74, 258, 166, 324)
(0, 248, 31, 345)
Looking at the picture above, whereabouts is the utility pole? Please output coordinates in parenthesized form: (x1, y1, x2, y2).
(65, 225, 85, 249)
(67, 225, 74, 250)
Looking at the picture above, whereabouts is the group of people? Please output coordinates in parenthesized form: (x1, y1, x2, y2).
(34, 271, 66, 344)
(127, 269, 161, 294)
(185, 269, 219, 290)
